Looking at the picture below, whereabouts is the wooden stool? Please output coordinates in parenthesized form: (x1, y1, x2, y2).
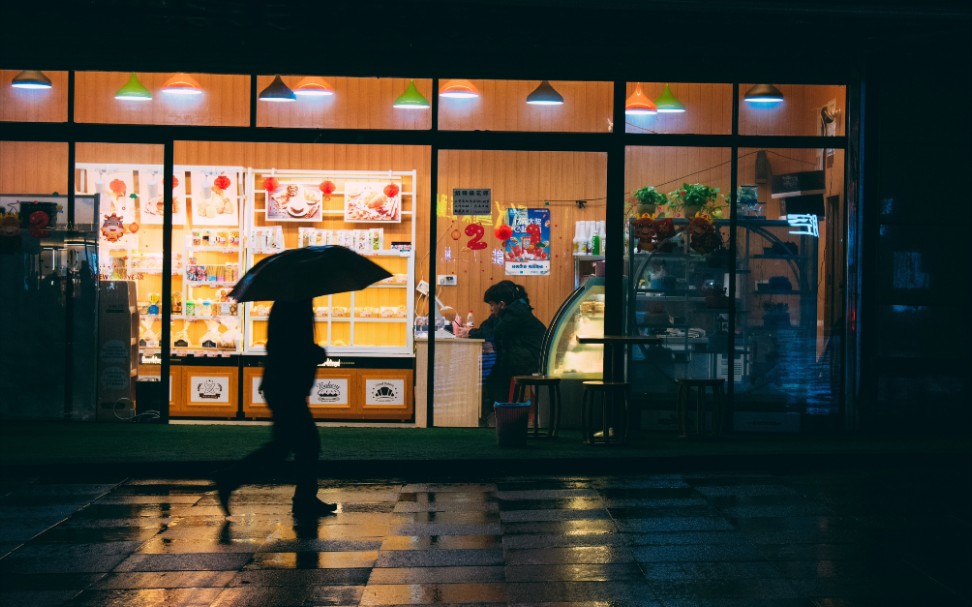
(581, 380, 630, 445)
(512, 375, 562, 438)
(676, 379, 726, 437)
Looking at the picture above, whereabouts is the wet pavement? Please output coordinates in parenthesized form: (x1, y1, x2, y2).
(0, 466, 969, 606)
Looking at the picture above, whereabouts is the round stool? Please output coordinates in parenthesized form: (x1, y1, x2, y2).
(676, 379, 726, 437)
(512, 375, 562, 438)
(581, 381, 630, 445)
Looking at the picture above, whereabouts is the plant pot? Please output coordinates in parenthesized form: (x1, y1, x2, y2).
(683, 203, 704, 218)
(637, 204, 656, 216)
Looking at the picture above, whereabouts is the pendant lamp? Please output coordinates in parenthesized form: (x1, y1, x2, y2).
(393, 80, 430, 110)
(526, 80, 564, 105)
(625, 83, 657, 115)
(161, 72, 202, 95)
(258, 75, 296, 102)
(654, 83, 685, 113)
(744, 83, 784, 104)
(11, 70, 52, 89)
(115, 72, 153, 101)
(294, 76, 335, 97)
(439, 79, 479, 99)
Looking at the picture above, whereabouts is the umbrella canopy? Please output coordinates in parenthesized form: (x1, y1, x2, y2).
(228, 245, 393, 302)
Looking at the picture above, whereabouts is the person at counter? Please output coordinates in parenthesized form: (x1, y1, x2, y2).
(455, 280, 546, 425)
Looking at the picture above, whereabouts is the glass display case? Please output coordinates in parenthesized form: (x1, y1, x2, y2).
(541, 276, 605, 380)
(625, 216, 824, 429)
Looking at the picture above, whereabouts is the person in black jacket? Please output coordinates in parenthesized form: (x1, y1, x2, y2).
(216, 299, 336, 517)
(461, 280, 547, 423)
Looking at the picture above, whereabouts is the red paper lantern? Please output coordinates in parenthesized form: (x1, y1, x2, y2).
(109, 179, 126, 196)
(494, 224, 513, 241)
(383, 183, 400, 198)
(172, 176, 180, 189)
(213, 175, 231, 191)
(263, 177, 279, 192)
(319, 180, 336, 199)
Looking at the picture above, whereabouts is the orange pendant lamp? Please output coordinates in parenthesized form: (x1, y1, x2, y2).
(625, 83, 657, 115)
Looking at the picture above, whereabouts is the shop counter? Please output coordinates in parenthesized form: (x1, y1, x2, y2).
(414, 337, 484, 427)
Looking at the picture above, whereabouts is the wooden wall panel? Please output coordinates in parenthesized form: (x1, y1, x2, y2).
(0, 70, 68, 123)
(75, 72, 249, 126)
(438, 80, 613, 133)
(257, 77, 432, 131)
(436, 150, 608, 327)
(625, 146, 733, 216)
(0, 141, 68, 194)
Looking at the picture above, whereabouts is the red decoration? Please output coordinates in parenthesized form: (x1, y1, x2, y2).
(109, 179, 126, 197)
(383, 183, 400, 198)
(494, 224, 513, 241)
(263, 177, 279, 192)
(28, 210, 50, 238)
(465, 223, 487, 250)
(450, 228, 461, 241)
(129, 222, 139, 233)
(172, 176, 180, 189)
(319, 180, 336, 200)
(213, 175, 231, 191)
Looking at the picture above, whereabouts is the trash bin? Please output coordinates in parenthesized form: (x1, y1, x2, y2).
(494, 401, 531, 447)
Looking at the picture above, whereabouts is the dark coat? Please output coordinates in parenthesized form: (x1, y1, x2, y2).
(261, 299, 326, 405)
(471, 298, 546, 404)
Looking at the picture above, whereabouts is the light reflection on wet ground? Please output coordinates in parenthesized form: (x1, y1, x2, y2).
(0, 469, 968, 606)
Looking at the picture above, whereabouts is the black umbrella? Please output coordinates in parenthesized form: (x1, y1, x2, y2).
(228, 245, 393, 302)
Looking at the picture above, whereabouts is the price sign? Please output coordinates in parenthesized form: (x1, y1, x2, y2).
(453, 188, 491, 216)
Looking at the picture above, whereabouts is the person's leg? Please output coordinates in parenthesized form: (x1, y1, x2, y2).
(287, 403, 337, 516)
(215, 411, 290, 514)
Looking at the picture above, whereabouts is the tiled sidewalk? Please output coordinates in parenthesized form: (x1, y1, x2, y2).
(0, 468, 969, 606)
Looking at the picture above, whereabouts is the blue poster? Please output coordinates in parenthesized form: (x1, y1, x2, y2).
(504, 208, 551, 276)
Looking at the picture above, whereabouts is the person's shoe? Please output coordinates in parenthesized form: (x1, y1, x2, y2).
(292, 498, 338, 517)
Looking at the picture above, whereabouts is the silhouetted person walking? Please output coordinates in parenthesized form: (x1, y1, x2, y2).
(216, 299, 336, 517)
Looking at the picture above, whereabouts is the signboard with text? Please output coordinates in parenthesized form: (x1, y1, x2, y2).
(453, 188, 491, 216)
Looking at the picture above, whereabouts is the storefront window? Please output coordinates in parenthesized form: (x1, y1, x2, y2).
(438, 80, 613, 133)
(257, 76, 433, 131)
(434, 149, 608, 427)
(732, 147, 845, 425)
(623, 145, 733, 431)
(738, 84, 846, 137)
(1, 70, 68, 123)
(75, 72, 249, 126)
(75, 143, 166, 419)
(1, 141, 96, 419)
(623, 82, 732, 135)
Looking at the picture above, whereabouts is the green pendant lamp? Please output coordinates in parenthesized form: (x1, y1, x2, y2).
(393, 80, 430, 110)
(654, 83, 685, 113)
(526, 80, 564, 105)
(115, 72, 152, 101)
(258, 75, 296, 102)
(11, 70, 53, 89)
(744, 83, 784, 105)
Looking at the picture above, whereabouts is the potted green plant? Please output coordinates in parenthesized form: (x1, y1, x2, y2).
(632, 186, 668, 216)
(669, 183, 721, 218)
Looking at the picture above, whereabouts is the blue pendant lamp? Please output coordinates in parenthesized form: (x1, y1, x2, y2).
(744, 83, 784, 105)
(526, 80, 564, 105)
(11, 70, 53, 89)
(259, 75, 296, 102)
